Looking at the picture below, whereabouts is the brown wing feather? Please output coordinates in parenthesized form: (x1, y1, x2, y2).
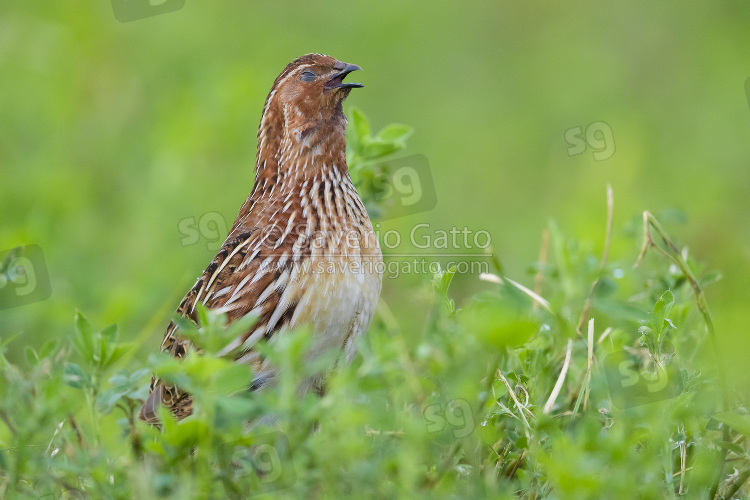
(139, 210, 313, 422)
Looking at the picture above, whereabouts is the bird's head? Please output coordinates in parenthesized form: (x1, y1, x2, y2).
(257, 54, 363, 156)
(270, 53, 363, 115)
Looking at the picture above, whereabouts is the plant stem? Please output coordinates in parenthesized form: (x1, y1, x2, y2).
(576, 185, 614, 335)
(634, 211, 729, 499)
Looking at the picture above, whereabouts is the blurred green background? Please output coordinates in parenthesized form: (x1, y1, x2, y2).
(1, 1, 749, 387)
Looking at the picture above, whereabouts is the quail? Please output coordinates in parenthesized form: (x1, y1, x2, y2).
(138, 54, 383, 423)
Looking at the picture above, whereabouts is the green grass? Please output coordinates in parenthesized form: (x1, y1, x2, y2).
(1, 111, 747, 499)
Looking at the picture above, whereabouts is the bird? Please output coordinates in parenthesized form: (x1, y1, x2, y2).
(138, 54, 383, 424)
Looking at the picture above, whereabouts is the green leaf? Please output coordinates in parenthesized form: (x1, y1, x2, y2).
(24, 346, 38, 367)
(173, 314, 196, 333)
(376, 123, 413, 143)
(64, 362, 90, 389)
(361, 141, 401, 160)
(94, 336, 106, 367)
(700, 270, 722, 288)
(213, 363, 254, 396)
(163, 417, 210, 448)
(350, 106, 371, 141)
(432, 266, 456, 297)
(653, 290, 674, 319)
(38, 339, 58, 359)
(73, 311, 94, 361)
(131, 368, 150, 382)
(108, 373, 129, 387)
(713, 440, 746, 456)
(96, 389, 129, 414)
(461, 303, 537, 349)
(0, 333, 20, 354)
(713, 412, 750, 439)
(101, 342, 135, 371)
(101, 324, 118, 343)
(195, 303, 209, 329)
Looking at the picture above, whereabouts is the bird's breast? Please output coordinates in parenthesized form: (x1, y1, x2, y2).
(232, 164, 383, 376)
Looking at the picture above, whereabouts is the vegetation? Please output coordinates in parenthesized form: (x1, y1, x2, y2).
(3, 4, 750, 498)
(1, 110, 747, 499)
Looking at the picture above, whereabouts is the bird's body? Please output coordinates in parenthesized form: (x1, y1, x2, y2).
(138, 54, 382, 423)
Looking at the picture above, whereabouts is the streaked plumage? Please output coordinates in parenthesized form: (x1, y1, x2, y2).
(138, 54, 382, 424)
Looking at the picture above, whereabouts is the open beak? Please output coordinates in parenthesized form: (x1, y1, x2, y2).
(325, 63, 364, 90)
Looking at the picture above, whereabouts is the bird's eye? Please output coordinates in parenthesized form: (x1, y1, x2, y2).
(300, 70, 317, 82)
